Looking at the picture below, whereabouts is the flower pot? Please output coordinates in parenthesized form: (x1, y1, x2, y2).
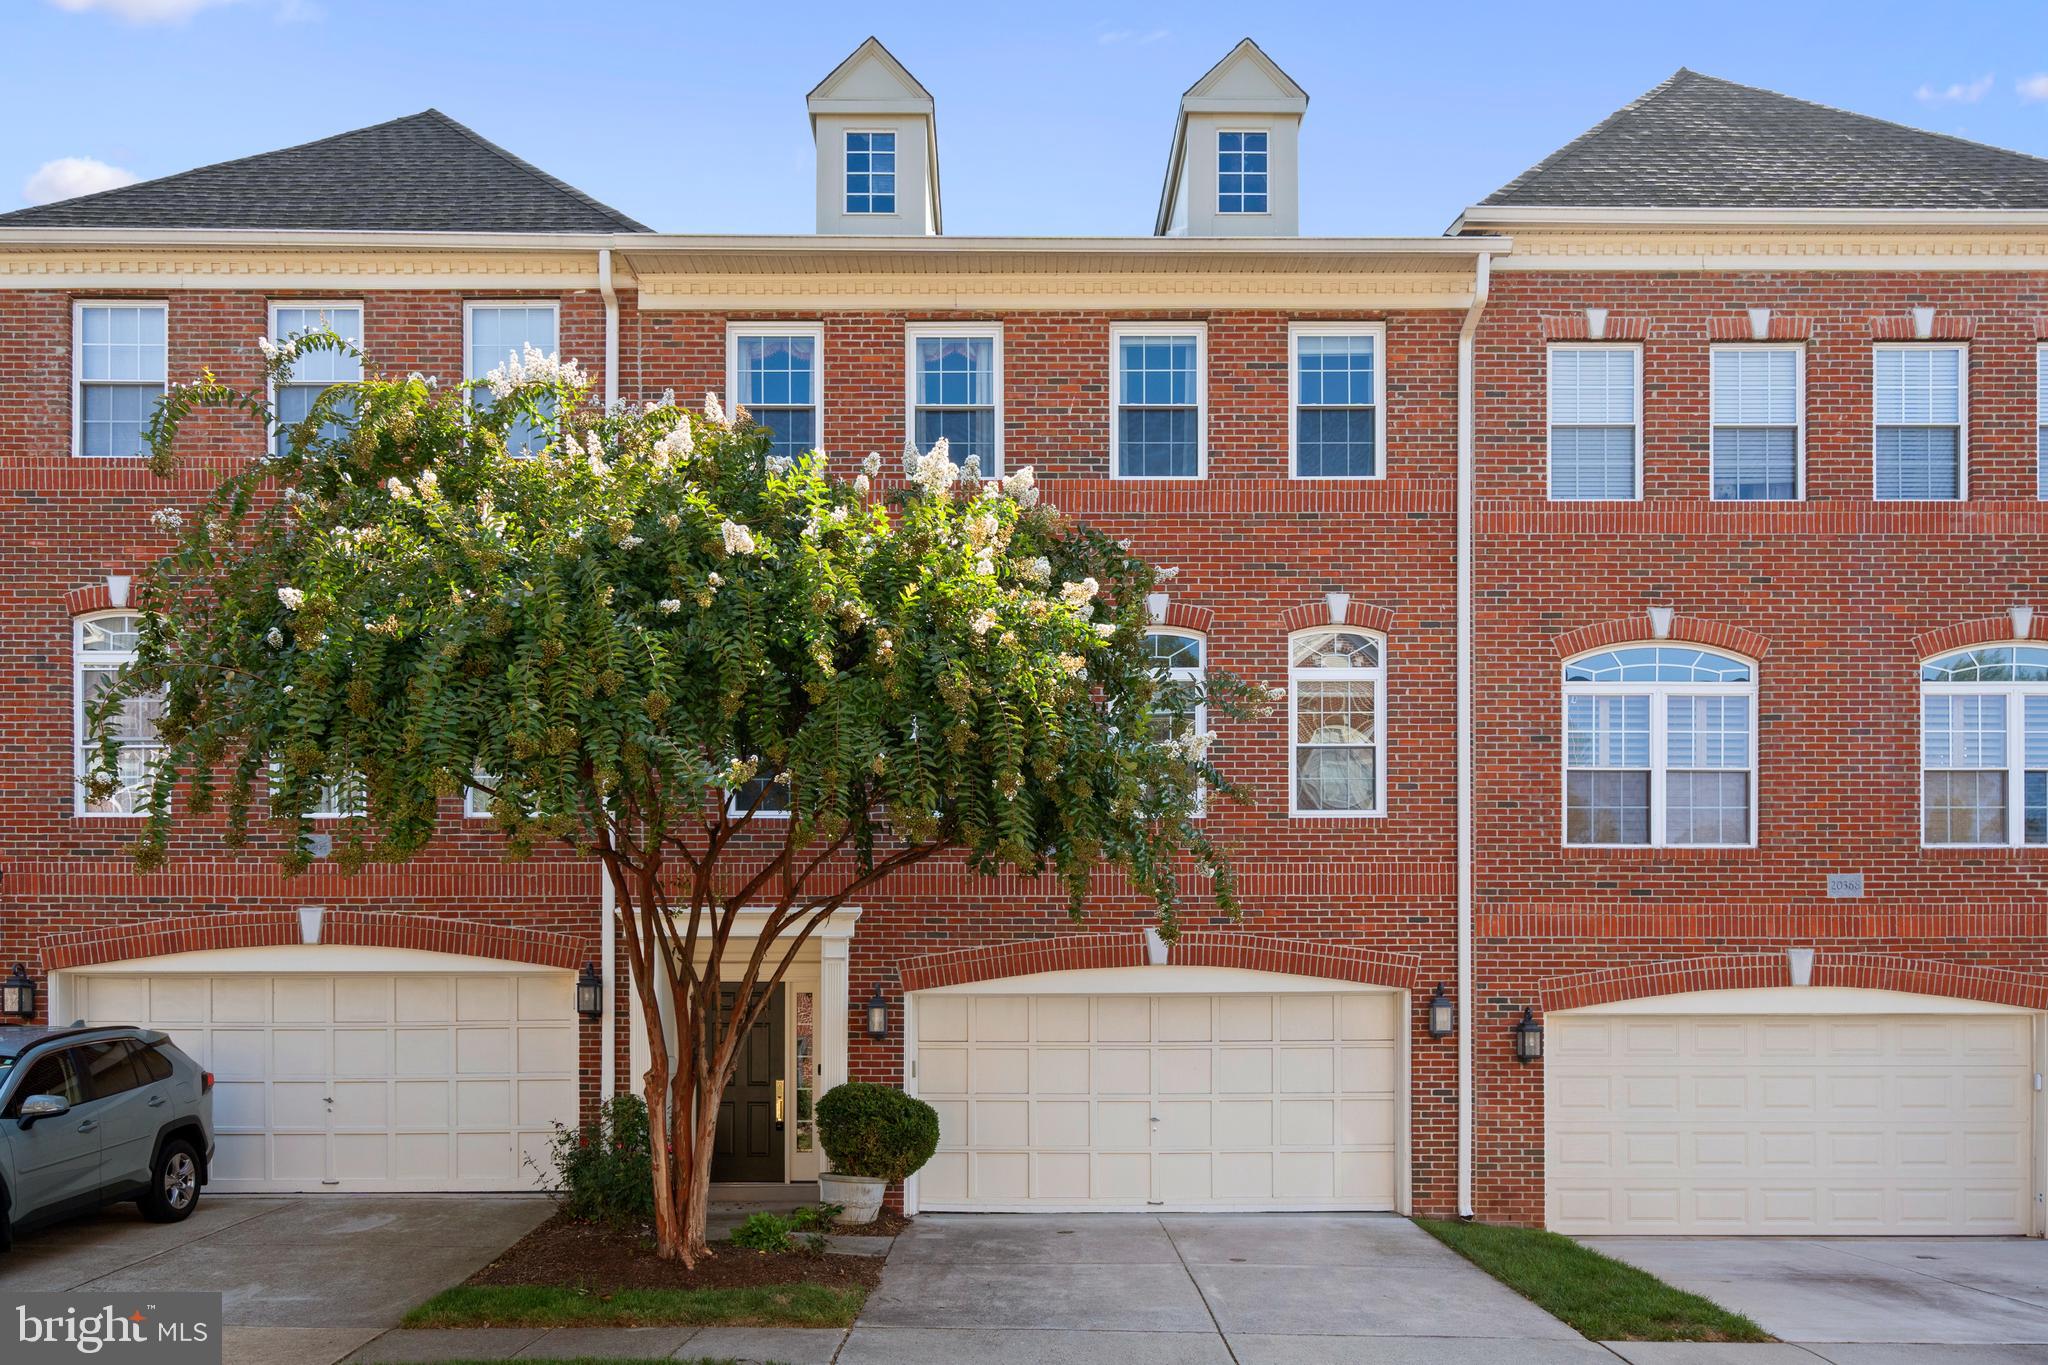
(818, 1171, 886, 1224)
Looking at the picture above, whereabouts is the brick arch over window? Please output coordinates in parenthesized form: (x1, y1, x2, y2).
(40, 910, 585, 973)
(1153, 601, 1214, 634)
(1540, 953, 2048, 1013)
(897, 931, 1416, 993)
(1275, 599, 1395, 636)
(65, 578, 142, 618)
(1913, 617, 2036, 659)
(1549, 615, 1770, 661)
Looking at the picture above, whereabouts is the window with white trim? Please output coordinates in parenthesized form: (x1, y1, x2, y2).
(1291, 325, 1382, 478)
(1710, 345, 1802, 501)
(1920, 645, 2048, 846)
(2036, 346, 2047, 500)
(1563, 646, 1755, 847)
(907, 327, 999, 471)
(1289, 628, 1383, 817)
(465, 302, 560, 457)
(75, 302, 167, 459)
(1547, 345, 1640, 500)
(1217, 130, 1268, 214)
(270, 302, 362, 457)
(1111, 324, 1204, 479)
(729, 325, 821, 461)
(76, 612, 163, 816)
(728, 770, 791, 819)
(1146, 629, 1206, 815)
(1874, 344, 1965, 501)
(845, 131, 896, 215)
(267, 762, 363, 819)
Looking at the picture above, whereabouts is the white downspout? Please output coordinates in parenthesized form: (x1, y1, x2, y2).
(1456, 251, 1491, 1220)
(598, 246, 620, 1101)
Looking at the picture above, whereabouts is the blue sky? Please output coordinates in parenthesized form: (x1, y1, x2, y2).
(10, 0, 2048, 236)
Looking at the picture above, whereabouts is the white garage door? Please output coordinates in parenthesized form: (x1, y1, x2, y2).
(914, 989, 1400, 1211)
(75, 972, 578, 1193)
(1548, 1011, 2035, 1235)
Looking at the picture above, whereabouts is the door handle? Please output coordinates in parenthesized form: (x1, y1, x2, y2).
(77, 1120, 98, 1134)
(774, 1078, 786, 1130)
(146, 1095, 166, 1108)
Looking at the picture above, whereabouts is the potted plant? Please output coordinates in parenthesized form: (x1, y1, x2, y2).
(815, 1081, 939, 1224)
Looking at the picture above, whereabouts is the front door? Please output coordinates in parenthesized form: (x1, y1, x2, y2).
(713, 985, 785, 1183)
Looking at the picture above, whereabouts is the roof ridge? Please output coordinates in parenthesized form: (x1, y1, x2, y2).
(415, 109, 649, 232)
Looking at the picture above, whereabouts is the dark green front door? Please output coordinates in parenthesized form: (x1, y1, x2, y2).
(712, 985, 785, 1183)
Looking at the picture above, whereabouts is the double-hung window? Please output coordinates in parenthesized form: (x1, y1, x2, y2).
(76, 612, 163, 816)
(729, 324, 822, 461)
(1111, 323, 1204, 479)
(1217, 130, 1268, 214)
(1920, 645, 2048, 846)
(75, 301, 167, 459)
(906, 326, 1000, 470)
(1874, 344, 1966, 500)
(1289, 628, 1384, 817)
(466, 301, 560, 457)
(1547, 345, 1641, 500)
(270, 302, 362, 456)
(1291, 324, 1383, 478)
(1146, 629, 1207, 815)
(1710, 345, 1802, 501)
(1563, 646, 1756, 847)
(845, 131, 896, 215)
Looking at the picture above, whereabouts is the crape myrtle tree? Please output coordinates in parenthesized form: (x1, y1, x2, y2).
(90, 332, 1260, 1263)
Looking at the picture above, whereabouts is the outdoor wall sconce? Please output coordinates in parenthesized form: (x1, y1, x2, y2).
(574, 962, 604, 1020)
(865, 983, 892, 1040)
(0, 964, 36, 1021)
(1426, 983, 1455, 1038)
(1513, 1005, 1545, 1063)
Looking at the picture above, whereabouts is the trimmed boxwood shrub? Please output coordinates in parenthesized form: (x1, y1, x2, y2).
(816, 1082, 939, 1182)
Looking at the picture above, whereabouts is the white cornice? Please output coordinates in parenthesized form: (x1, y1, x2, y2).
(0, 247, 606, 290)
(1495, 226, 2048, 272)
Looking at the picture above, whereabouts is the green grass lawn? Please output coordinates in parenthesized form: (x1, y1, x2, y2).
(402, 1282, 865, 1330)
(1416, 1218, 1771, 1342)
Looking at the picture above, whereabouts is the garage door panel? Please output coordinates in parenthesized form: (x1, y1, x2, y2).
(918, 988, 1400, 1211)
(1549, 1011, 2032, 1235)
(75, 969, 576, 1193)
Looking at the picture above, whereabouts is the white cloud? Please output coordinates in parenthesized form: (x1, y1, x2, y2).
(46, 0, 245, 20)
(1916, 72, 1995, 104)
(23, 157, 140, 206)
(2020, 73, 2048, 102)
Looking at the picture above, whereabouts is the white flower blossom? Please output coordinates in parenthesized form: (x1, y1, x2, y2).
(256, 336, 282, 362)
(721, 755, 760, 788)
(483, 343, 589, 400)
(264, 626, 285, 649)
(1060, 577, 1100, 607)
(150, 507, 186, 532)
(277, 587, 305, 611)
(1095, 622, 1118, 637)
(765, 454, 792, 476)
(1056, 653, 1087, 678)
(619, 534, 644, 550)
(970, 608, 998, 637)
(585, 431, 609, 477)
(853, 474, 871, 500)
(657, 598, 682, 614)
(1155, 566, 1181, 582)
(1002, 466, 1038, 507)
(906, 440, 960, 497)
(972, 551, 995, 576)
(706, 571, 723, 588)
(652, 420, 694, 462)
(861, 451, 883, 478)
(1020, 556, 1052, 586)
(720, 520, 757, 556)
(704, 392, 727, 426)
(385, 477, 410, 500)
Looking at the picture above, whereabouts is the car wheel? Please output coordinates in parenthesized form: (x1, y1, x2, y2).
(138, 1140, 201, 1223)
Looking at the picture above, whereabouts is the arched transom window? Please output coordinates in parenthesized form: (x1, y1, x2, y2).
(1289, 628, 1384, 817)
(75, 611, 162, 816)
(1562, 645, 1756, 847)
(1921, 644, 2048, 846)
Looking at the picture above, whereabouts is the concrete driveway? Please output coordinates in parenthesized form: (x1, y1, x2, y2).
(0, 1194, 551, 1365)
(1587, 1236, 2048, 1360)
(845, 1212, 1609, 1364)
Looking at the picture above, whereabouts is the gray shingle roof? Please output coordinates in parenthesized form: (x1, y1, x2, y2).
(0, 110, 648, 232)
(1481, 69, 2048, 210)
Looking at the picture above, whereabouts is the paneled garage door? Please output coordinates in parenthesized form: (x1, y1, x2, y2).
(74, 972, 578, 1192)
(914, 990, 1400, 1211)
(1548, 1012, 2035, 1235)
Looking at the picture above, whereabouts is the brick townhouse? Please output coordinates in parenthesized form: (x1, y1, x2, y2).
(2, 38, 2045, 1236)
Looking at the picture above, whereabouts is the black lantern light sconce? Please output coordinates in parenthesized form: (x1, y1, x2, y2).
(865, 983, 892, 1040)
(1512, 1005, 1544, 1063)
(1, 964, 36, 1022)
(574, 962, 604, 1020)
(1426, 984, 1455, 1039)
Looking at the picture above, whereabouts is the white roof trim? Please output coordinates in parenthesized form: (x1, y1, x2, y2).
(1156, 38, 1310, 236)
(807, 36, 941, 233)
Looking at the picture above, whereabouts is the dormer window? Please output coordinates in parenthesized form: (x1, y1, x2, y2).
(845, 131, 896, 215)
(1217, 131, 1268, 214)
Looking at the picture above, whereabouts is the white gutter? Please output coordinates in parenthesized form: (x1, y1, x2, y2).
(597, 245, 620, 1101)
(1455, 250, 1492, 1220)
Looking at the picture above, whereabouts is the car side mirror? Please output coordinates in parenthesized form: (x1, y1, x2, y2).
(17, 1094, 70, 1129)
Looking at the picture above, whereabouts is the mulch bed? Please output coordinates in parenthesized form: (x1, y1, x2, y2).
(465, 1211, 885, 1294)
(827, 1207, 912, 1237)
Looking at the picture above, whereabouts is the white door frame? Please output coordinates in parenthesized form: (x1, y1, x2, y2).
(902, 964, 1411, 1216)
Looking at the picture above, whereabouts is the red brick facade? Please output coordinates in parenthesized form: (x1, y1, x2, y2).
(5, 256, 2047, 1223)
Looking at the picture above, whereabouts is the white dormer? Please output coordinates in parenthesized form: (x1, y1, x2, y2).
(1154, 38, 1308, 237)
(807, 37, 941, 236)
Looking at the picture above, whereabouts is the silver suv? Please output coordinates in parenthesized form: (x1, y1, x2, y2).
(0, 1025, 215, 1248)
